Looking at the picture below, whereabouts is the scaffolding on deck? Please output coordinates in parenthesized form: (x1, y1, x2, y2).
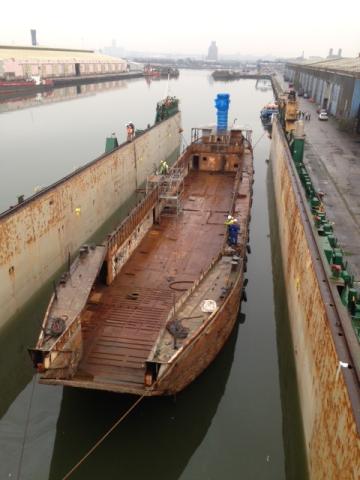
(146, 167, 185, 216)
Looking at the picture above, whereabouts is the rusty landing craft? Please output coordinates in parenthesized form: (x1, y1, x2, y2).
(29, 94, 254, 396)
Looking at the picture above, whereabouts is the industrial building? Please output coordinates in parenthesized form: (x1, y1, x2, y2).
(285, 57, 360, 132)
(0, 46, 128, 81)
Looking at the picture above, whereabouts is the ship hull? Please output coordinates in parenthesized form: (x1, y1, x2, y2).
(0, 113, 181, 328)
(0, 80, 54, 96)
(153, 271, 244, 395)
(39, 276, 243, 395)
(32, 119, 254, 396)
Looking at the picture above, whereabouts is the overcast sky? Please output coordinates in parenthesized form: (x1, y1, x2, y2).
(1, 0, 359, 58)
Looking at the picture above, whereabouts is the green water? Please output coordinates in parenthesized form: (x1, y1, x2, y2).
(0, 71, 307, 480)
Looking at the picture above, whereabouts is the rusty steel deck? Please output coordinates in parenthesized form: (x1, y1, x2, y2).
(73, 171, 234, 389)
(40, 245, 106, 351)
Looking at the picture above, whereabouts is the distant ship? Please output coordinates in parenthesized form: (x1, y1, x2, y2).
(0, 76, 53, 94)
(144, 65, 179, 78)
(260, 102, 278, 122)
(212, 70, 243, 80)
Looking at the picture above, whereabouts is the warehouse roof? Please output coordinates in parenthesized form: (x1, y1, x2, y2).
(0, 45, 127, 64)
(286, 58, 325, 66)
(287, 57, 360, 76)
(309, 57, 360, 74)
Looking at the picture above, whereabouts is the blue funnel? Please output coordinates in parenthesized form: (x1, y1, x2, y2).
(215, 93, 230, 132)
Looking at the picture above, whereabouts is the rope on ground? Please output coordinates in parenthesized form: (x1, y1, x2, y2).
(16, 374, 37, 480)
(168, 279, 194, 291)
(62, 394, 145, 480)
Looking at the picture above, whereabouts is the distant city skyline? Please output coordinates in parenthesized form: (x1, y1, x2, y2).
(207, 41, 218, 61)
(1, 0, 359, 58)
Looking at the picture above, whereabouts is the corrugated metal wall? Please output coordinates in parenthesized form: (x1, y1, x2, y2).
(329, 84, 340, 115)
(336, 76, 355, 118)
(309, 75, 315, 97)
(307, 75, 314, 96)
(350, 79, 360, 118)
(315, 78, 324, 104)
(286, 64, 359, 120)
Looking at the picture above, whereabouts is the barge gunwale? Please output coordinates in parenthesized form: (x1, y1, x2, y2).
(38, 257, 245, 396)
(0, 113, 179, 220)
(152, 260, 245, 395)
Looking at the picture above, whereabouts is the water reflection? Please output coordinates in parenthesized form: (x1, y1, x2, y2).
(0, 380, 63, 480)
(255, 79, 273, 92)
(261, 121, 273, 139)
(0, 72, 305, 479)
(0, 76, 180, 115)
(0, 80, 133, 114)
(0, 282, 53, 420)
(267, 163, 309, 480)
(49, 319, 242, 480)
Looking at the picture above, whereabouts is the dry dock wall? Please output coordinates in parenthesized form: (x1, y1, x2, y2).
(270, 119, 360, 479)
(0, 113, 182, 328)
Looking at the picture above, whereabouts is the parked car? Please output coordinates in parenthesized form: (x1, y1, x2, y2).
(318, 111, 329, 121)
(303, 92, 309, 98)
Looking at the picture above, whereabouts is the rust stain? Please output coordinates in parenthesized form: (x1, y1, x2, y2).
(0, 114, 182, 327)
(272, 122, 360, 479)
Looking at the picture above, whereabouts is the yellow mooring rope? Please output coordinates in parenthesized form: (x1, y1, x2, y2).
(16, 374, 37, 480)
(62, 394, 145, 480)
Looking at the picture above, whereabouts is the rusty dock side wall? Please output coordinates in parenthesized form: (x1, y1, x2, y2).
(270, 118, 360, 479)
(0, 113, 182, 328)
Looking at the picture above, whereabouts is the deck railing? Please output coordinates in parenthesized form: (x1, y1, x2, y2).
(105, 149, 191, 283)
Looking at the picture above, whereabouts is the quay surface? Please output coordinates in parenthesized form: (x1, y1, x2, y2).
(297, 98, 360, 282)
